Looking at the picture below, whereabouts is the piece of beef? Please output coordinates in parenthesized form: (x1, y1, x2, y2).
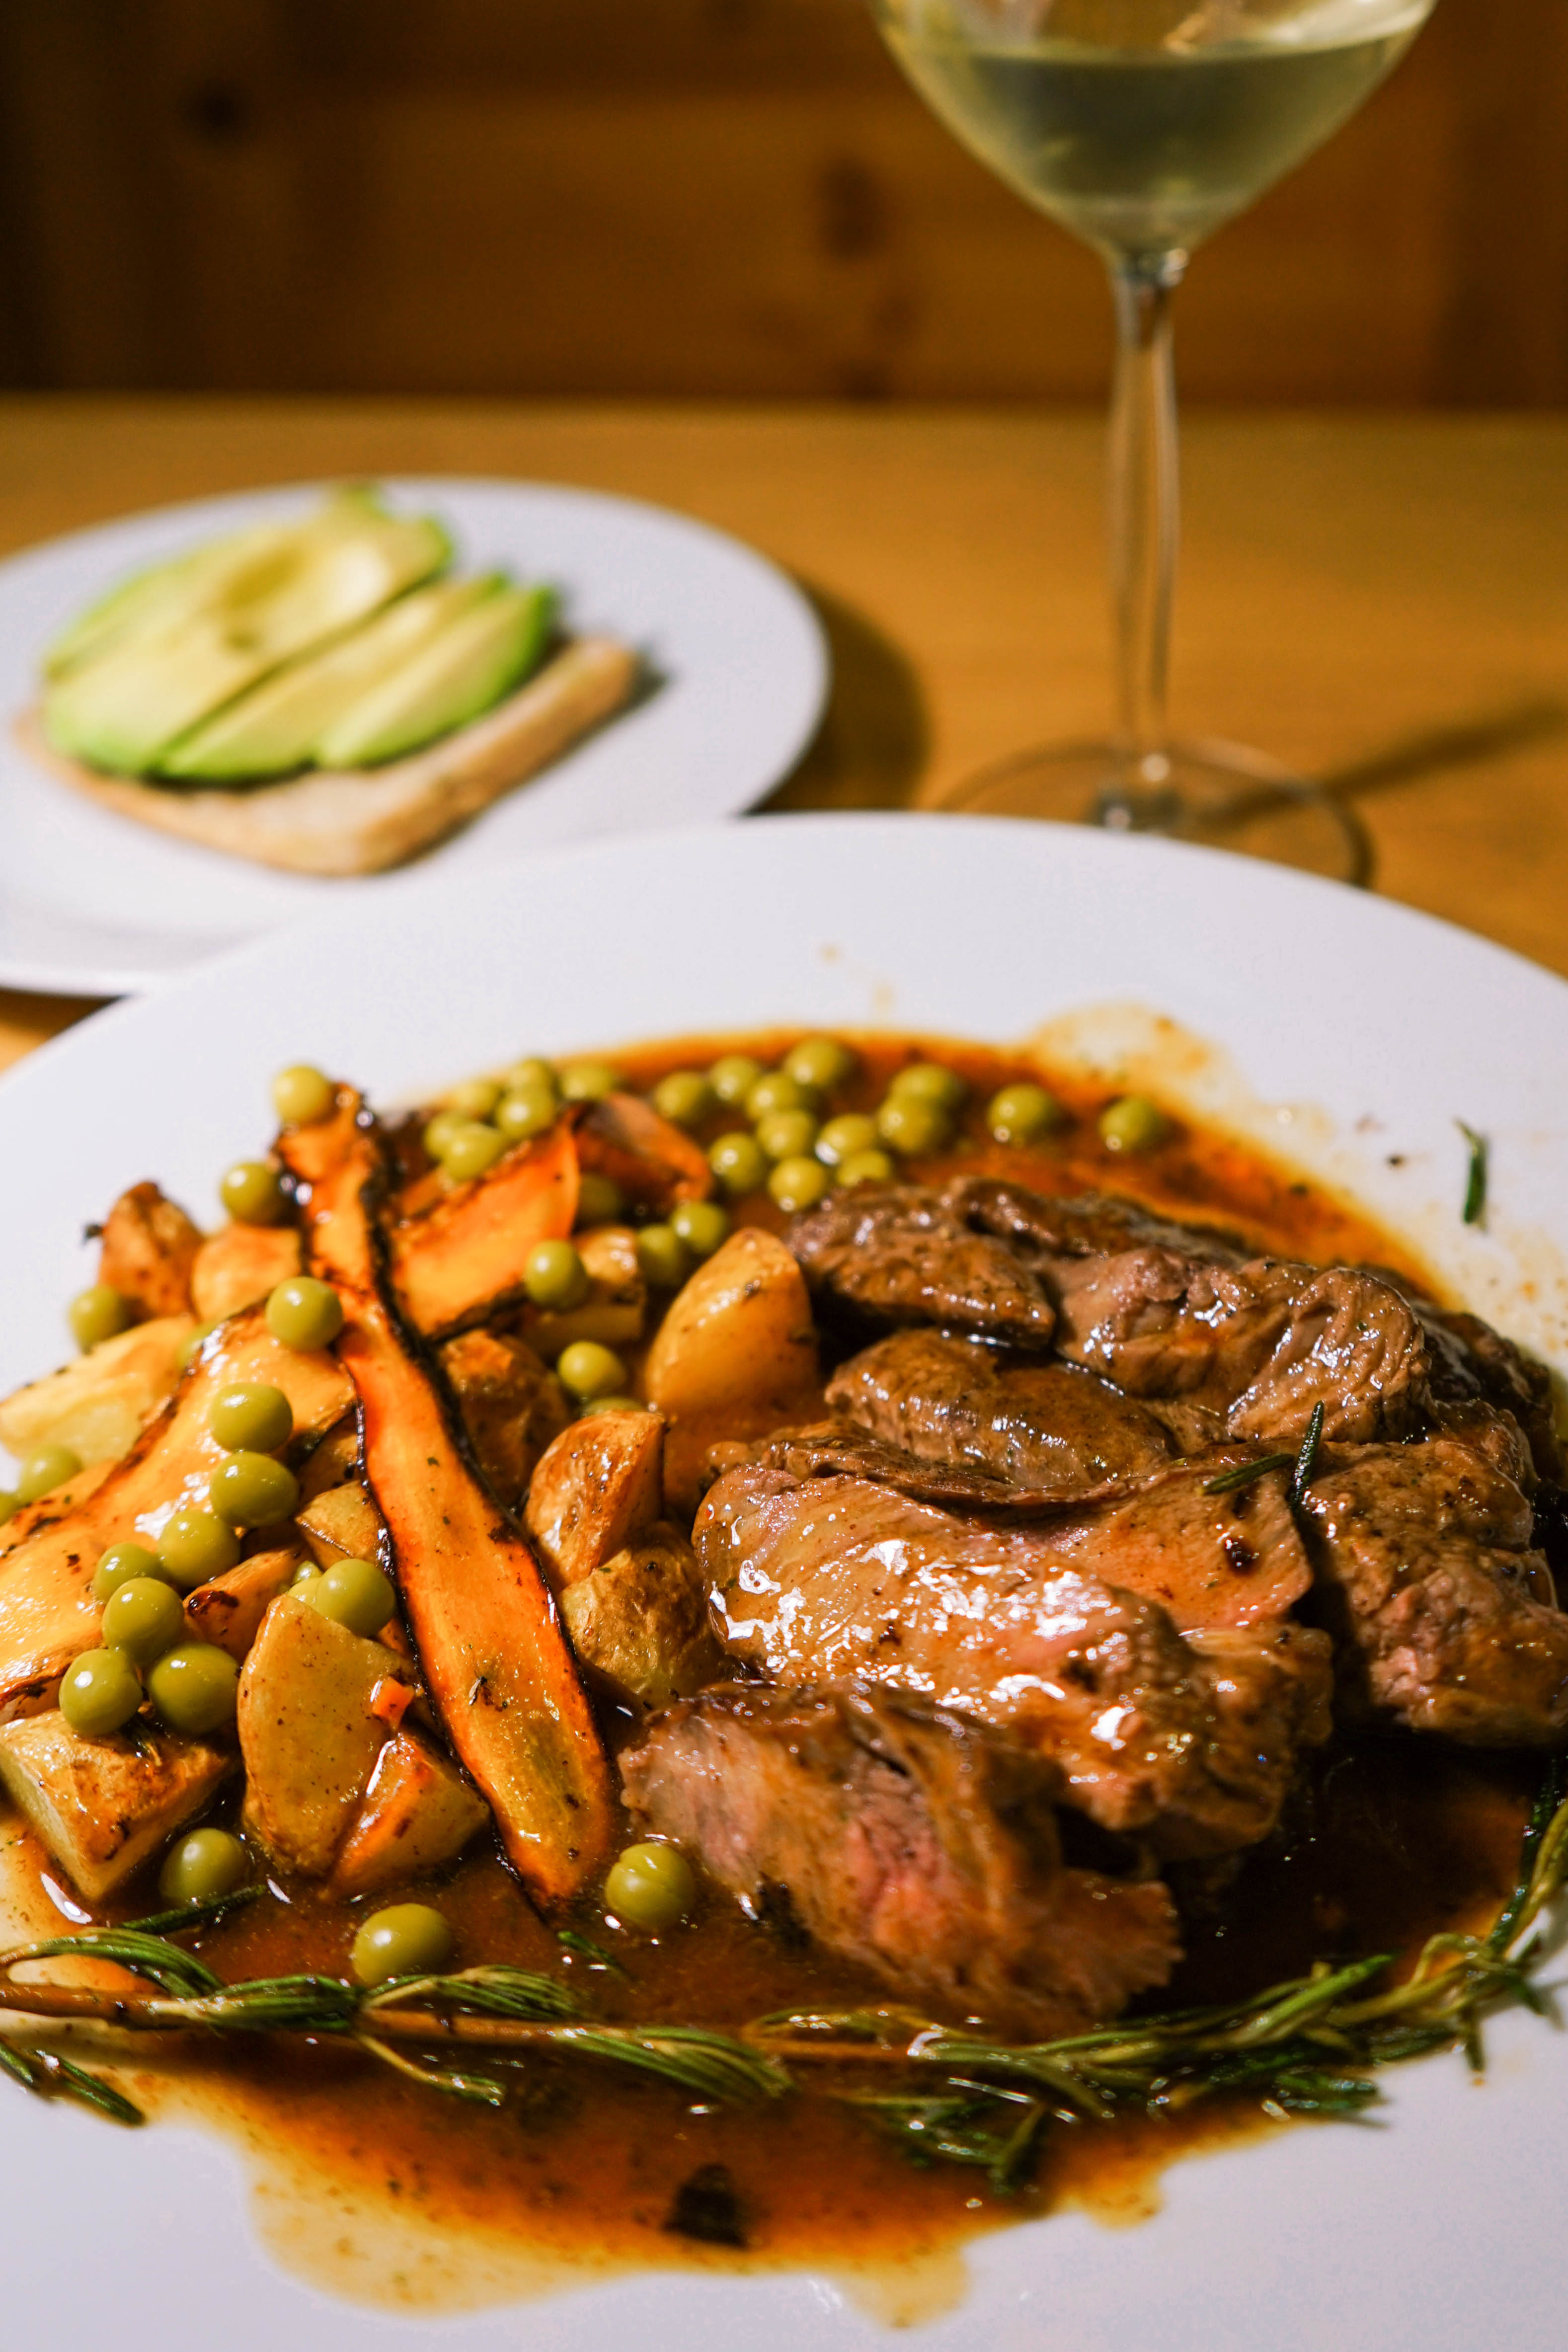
(944, 1177, 1249, 1271)
(785, 1188, 1056, 1348)
(697, 1462, 1328, 1856)
(825, 1331, 1172, 1494)
(621, 1681, 1179, 2037)
(1298, 1435, 1568, 1746)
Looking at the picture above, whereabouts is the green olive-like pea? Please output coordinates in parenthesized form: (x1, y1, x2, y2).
(783, 1036, 857, 1095)
(987, 1082, 1062, 1146)
(436, 1120, 506, 1183)
(888, 1061, 967, 1112)
(209, 1381, 293, 1454)
(768, 1156, 831, 1214)
(1098, 1094, 1168, 1154)
(755, 1108, 818, 1165)
(100, 1575, 186, 1666)
(271, 1065, 336, 1127)
(158, 1827, 248, 1906)
(14, 1444, 83, 1505)
(669, 1199, 730, 1259)
(581, 1395, 647, 1417)
(745, 1070, 817, 1123)
(265, 1276, 344, 1352)
(178, 1320, 221, 1373)
(0, 1490, 17, 1529)
(92, 1541, 168, 1603)
(635, 1224, 690, 1289)
(210, 1451, 300, 1529)
(875, 1094, 953, 1158)
(351, 1902, 455, 1986)
(709, 1132, 768, 1197)
(556, 1341, 628, 1403)
(495, 1084, 557, 1143)
(574, 1173, 625, 1227)
(604, 1841, 695, 1932)
(444, 1076, 503, 1122)
(423, 1108, 468, 1162)
(524, 1238, 591, 1311)
(557, 1060, 621, 1104)
(299, 1557, 396, 1637)
(815, 1112, 878, 1168)
(707, 1053, 764, 1108)
(147, 1643, 240, 1735)
(59, 1646, 143, 1738)
(292, 1560, 321, 1587)
(155, 1509, 241, 1591)
(651, 1070, 713, 1130)
(501, 1057, 555, 1096)
(837, 1147, 897, 1189)
(69, 1283, 133, 1352)
(220, 1160, 287, 1227)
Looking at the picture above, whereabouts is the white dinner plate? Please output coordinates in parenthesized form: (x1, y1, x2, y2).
(0, 477, 828, 996)
(2, 816, 1566, 2352)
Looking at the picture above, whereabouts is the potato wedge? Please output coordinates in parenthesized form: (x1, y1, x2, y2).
(439, 1329, 567, 1509)
(97, 1181, 202, 1319)
(559, 1532, 721, 1712)
(238, 1591, 412, 1876)
(0, 1313, 195, 1470)
(191, 1224, 303, 1322)
(526, 1411, 666, 1588)
(0, 1712, 233, 1901)
(296, 1481, 386, 1569)
(184, 1544, 303, 1660)
(331, 1729, 488, 1896)
(643, 1227, 820, 1513)
(525, 1224, 646, 1357)
(389, 1122, 579, 1339)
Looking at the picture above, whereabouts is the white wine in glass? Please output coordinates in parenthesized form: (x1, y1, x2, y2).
(871, 0, 1439, 879)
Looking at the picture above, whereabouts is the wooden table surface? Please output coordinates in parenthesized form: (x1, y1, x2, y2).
(4, 396, 1568, 1073)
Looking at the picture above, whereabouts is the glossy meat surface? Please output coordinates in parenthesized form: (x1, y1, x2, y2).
(786, 1188, 1056, 1347)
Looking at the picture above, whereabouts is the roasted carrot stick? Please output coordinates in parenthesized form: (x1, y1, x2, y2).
(387, 1122, 579, 1339)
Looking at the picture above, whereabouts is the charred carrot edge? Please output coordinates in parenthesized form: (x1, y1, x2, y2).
(281, 1100, 616, 1907)
(387, 1122, 579, 1340)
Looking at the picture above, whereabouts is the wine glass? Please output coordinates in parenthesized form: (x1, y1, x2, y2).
(870, 0, 1439, 880)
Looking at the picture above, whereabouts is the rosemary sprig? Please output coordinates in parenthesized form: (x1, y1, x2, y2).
(1291, 1401, 1326, 1501)
(1458, 1120, 1488, 1226)
(1202, 1452, 1295, 1496)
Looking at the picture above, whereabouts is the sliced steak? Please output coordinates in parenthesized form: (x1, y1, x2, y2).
(784, 1188, 1056, 1348)
(621, 1681, 1179, 2037)
(825, 1331, 1172, 1494)
(697, 1462, 1328, 1856)
(1299, 1435, 1568, 1746)
(945, 1177, 1248, 1270)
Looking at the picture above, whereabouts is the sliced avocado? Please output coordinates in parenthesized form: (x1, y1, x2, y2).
(43, 522, 291, 681)
(41, 490, 452, 775)
(314, 582, 556, 769)
(157, 576, 497, 781)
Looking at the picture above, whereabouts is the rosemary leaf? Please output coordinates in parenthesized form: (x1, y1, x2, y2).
(556, 1928, 628, 1979)
(123, 1887, 263, 1939)
(1202, 1452, 1296, 1496)
(175, 1974, 361, 2033)
(0, 1930, 220, 1998)
(1457, 1120, 1488, 1226)
(357, 2034, 511, 2108)
(553, 2025, 791, 2104)
(0, 2038, 144, 2125)
(364, 1965, 580, 2024)
(1291, 1401, 1326, 1501)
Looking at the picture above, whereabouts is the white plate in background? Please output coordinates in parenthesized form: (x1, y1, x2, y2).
(0, 477, 829, 996)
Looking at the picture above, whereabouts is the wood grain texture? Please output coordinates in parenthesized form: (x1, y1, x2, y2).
(0, 0, 1564, 402)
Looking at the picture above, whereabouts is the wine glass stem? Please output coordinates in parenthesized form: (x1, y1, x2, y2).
(1102, 251, 1187, 828)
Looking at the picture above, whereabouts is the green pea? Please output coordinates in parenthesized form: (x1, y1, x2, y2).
(1099, 1094, 1168, 1154)
(875, 1095, 952, 1158)
(495, 1084, 557, 1143)
(768, 1156, 831, 1214)
(292, 1560, 321, 1587)
(888, 1061, 967, 1112)
(756, 1108, 818, 1164)
(209, 1382, 293, 1454)
(524, 1239, 590, 1311)
(100, 1575, 186, 1666)
(220, 1160, 287, 1227)
(987, 1082, 1062, 1146)
(709, 1132, 768, 1197)
(92, 1542, 168, 1603)
(266, 1276, 344, 1352)
(436, 1121, 506, 1183)
(178, 1320, 221, 1373)
(670, 1199, 730, 1259)
(155, 1509, 241, 1591)
(423, 1108, 468, 1162)
(444, 1076, 503, 1122)
(557, 1061, 621, 1104)
(837, 1147, 897, 1189)
(745, 1070, 816, 1123)
(69, 1283, 133, 1352)
(0, 1490, 17, 1529)
(158, 1827, 248, 1906)
(580, 1396, 647, 1417)
(147, 1643, 240, 1735)
(59, 1647, 143, 1738)
(635, 1224, 690, 1289)
(574, 1172, 624, 1228)
(351, 1902, 455, 1986)
(604, 1841, 695, 1932)
(15, 1445, 82, 1505)
(299, 1557, 396, 1638)
(556, 1341, 628, 1403)
(783, 1037, 857, 1095)
(651, 1070, 713, 1130)
(501, 1057, 555, 1096)
(815, 1112, 878, 1168)
(707, 1053, 764, 1108)
(210, 1451, 300, 1529)
(271, 1065, 336, 1127)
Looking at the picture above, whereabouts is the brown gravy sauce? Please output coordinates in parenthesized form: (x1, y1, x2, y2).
(0, 1030, 1542, 2321)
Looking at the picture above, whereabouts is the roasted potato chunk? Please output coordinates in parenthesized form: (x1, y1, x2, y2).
(560, 1531, 721, 1712)
(191, 1224, 303, 1322)
(331, 1729, 488, 1896)
(0, 1712, 233, 1901)
(643, 1228, 820, 1512)
(439, 1329, 567, 1508)
(183, 1544, 303, 1660)
(295, 1481, 386, 1569)
(0, 1313, 195, 1470)
(238, 1591, 414, 1876)
(97, 1181, 202, 1320)
(526, 1410, 666, 1588)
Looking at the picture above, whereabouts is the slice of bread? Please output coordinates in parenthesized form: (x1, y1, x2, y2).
(15, 634, 639, 878)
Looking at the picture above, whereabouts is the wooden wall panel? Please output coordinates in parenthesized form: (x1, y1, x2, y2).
(0, 0, 1563, 403)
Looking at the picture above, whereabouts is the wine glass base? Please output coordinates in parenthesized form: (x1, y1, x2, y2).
(932, 736, 1373, 887)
